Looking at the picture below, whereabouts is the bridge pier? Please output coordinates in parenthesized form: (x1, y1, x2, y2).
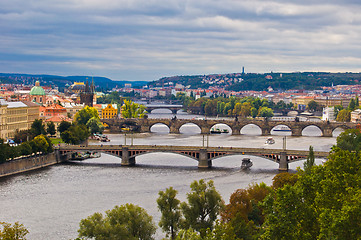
(198, 149, 212, 168)
(231, 126, 241, 135)
(121, 147, 136, 166)
(278, 152, 288, 171)
(261, 127, 271, 136)
(170, 125, 180, 134)
(322, 128, 333, 137)
(291, 127, 302, 137)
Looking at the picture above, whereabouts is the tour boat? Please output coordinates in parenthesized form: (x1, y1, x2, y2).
(241, 158, 253, 170)
(210, 127, 229, 134)
(265, 137, 275, 144)
(273, 126, 291, 132)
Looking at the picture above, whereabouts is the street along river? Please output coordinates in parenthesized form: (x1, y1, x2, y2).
(0, 111, 342, 239)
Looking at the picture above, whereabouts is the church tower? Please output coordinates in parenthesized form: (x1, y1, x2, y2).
(80, 79, 95, 107)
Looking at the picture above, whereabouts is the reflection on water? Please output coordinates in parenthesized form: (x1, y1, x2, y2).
(0, 111, 342, 240)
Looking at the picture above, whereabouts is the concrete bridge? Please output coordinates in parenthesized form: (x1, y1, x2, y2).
(101, 118, 356, 137)
(58, 144, 329, 171)
(145, 104, 183, 114)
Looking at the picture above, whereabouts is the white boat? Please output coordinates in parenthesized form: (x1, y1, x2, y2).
(265, 137, 275, 144)
(241, 158, 253, 170)
(273, 126, 291, 132)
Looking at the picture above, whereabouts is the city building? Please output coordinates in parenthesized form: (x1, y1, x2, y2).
(351, 109, 361, 123)
(29, 81, 46, 105)
(322, 107, 335, 121)
(101, 104, 118, 119)
(0, 100, 39, 139)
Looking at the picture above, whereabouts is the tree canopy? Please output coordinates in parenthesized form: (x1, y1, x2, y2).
(121, 99, 147, 118)
(78, 203, 156, 240)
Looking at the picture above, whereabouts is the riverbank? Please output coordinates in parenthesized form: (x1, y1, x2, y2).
(0, 151, 62, 178)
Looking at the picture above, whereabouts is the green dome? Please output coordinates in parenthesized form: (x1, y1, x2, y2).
(29, 81, 45, 96)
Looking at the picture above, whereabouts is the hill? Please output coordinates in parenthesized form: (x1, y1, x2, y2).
(148, 72, 361, 91)
(0, 73, 148, 91)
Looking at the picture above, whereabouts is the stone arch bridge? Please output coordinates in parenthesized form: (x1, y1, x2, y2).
(101, 118, 356, 137)
(58, 145, 329, 171)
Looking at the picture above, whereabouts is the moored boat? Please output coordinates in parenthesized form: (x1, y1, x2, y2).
(265, 137, 275, 144)
(241, 158, 253, 170)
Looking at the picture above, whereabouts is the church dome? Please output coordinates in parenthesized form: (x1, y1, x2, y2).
(29, 81, 45, 96)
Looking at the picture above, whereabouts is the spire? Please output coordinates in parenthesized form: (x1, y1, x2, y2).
(85, 80, 90, 93)
(91, 76, 95, 93)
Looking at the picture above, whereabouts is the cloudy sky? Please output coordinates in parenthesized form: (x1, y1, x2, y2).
(1, 0, 361, 81)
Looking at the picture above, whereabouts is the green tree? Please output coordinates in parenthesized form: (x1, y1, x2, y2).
(121, 99, 147, 118)
(157, 187, 182, 240)
(57, 120, 72, 134)
(303, 146, 315, 173)
(257, 107, 274, 118)
(30, 119, 46, 136)
(333, 105, 343, 119)
(78, 203, 156, 240)
(0, 221, 29, 240)
(86, 117, 104, 135)
(46, 121, 56, 137)
(181, 179, 224, 237)
(74, 106, 99, 125)
(61, 124, 89, 145)
(307, 100, 319, 112)
(33, 135, 50, 153)
(19, 141, 33, 156)
(336, 129, 361, 152)
(348, 98, 356, 111)
(336, 109, 351, 122)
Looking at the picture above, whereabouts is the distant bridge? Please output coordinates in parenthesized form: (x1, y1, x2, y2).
(58, 144, 329, 171)
(101, 118, 356, 137)
(144, 104, 183, 114)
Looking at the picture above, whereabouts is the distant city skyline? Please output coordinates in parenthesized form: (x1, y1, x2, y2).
(1, 0, 361, 81)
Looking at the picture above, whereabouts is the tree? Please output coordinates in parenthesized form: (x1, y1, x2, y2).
(333, 105, 343, 119)
(30, 119, 46, 136)
(271, 172, 298, 189)
(46, 121, 56, 137)
(307, 100, 319, 112)
(121, 99, 147, 119)
(0, 221, 29, 240)
(257, 107, 274, 118)
(86, 117, 104, 135)
(61, 124, 89, 145)
(181, 179, 224, 237)
(336, 109, 351, 122)
(33, 135, 50, 153)
(78, 203, 156, 240)
(57, 120, 72, 134)
(336, 129, 361, 152)
(157, 187, 182, 240)
(303, 146, 315, 173)
(74, 106, 99, 125)
(348, 98, 356, 111)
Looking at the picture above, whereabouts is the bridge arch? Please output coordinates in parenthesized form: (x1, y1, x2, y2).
(240, 123, 262, 135)
(209, 123, 232, 134)
(130, 150, 199, 162)
(302, 125, 323, 136)
(179, 123, 201, 134)
(270, 124, 292, 136)
(150, 123, 170, 134)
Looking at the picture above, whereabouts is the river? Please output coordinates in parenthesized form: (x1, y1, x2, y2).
(0, 110, 341, 239)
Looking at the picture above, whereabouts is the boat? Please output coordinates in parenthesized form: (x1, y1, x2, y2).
(210, 128, 222, 134)
(210, 127, 229, 134)
(241, 158, 253, 170)
(87, 151, 101, 158)
(265, 137, 275, 144)
(273, 126, 291, 132)
(71, 152, 90, 160)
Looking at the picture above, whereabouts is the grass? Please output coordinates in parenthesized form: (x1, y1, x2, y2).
(51, 138, 64, 145)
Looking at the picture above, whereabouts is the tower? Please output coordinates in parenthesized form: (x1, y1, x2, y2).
(80, 80, 95, 107)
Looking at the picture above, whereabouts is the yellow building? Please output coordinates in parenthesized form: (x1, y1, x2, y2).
(101, 104, 118, 119)
(0, 100, 39, 139)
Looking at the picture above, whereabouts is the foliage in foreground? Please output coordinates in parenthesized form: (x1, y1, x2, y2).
(77, 203, 156, 240)
(0, 221, 28, 240)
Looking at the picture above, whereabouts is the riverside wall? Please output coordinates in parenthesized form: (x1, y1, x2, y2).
(0, 150, 66, 178)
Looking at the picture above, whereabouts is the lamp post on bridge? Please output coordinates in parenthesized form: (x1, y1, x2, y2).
(283, 136, 287, 150)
